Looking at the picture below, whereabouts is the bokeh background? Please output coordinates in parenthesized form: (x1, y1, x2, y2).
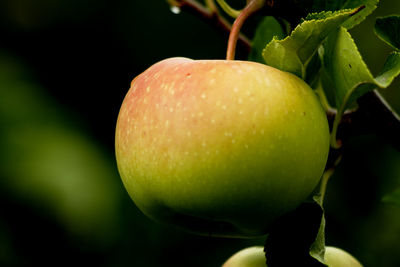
(0, 0, 399, 266)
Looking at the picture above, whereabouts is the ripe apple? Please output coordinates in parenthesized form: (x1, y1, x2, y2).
(222, 246, 363, 266)
(115, 57, 330, 237)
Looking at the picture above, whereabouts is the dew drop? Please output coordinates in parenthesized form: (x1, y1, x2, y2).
(170, 6, 181, 14)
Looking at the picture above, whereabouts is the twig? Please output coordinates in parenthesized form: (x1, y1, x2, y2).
(168, 0, 251, 54)
(327, 90, 400, 151)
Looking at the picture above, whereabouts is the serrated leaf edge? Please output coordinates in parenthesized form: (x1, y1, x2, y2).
(329, 28, 400, 148)
(263, 8, 361, 79)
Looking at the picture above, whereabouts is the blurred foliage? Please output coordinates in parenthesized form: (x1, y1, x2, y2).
(0, 0, 399, 266)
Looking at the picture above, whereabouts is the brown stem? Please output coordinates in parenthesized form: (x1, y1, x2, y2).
(226, 0, 266, 60)
(168, 0, 251, 53)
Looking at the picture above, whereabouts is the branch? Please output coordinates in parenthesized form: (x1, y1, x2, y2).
(168, 0, 251, 54)
(329, 90, 400, 151)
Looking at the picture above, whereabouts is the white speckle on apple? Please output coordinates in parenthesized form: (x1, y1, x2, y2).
(233, 87, 239, 93)
(201, 93, 206, 99)
(198, 112, 204, 117)
(165, 120, 169, 127)
(210, 68, 216, 73)
(170, 89, 175, 95)
(169, 107, 174, 112)
(146, 86, 151, 93)
(209, 79, 216, 85)
(186, 131, 191, 137)
(238, 98, 243, 104)
(222, 105, 227, 110)
(211, 119, 216, 124)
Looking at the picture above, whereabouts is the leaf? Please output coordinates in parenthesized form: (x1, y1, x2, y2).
(311, 0, 378, 29)
(264, 201, 326, 266)
(382, 187, 400, 206)
(309, 195, 326, 264)
(249, 16, 286, 64)
(320, 27, 400, 147)
(268, 0, 377, 28)
(341, 0, 378, 28)
(262, 8, 361, 78)
(375, 16, 400, 50)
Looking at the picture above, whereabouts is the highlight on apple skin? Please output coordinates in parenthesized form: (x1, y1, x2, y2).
(115, 57, 330, 238)
(222, 246, 363, 267)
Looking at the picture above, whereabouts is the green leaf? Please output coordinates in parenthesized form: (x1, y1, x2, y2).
(309, 195, 326, 264)
(320, 27, 400, 147)
(262, 8, 361, 79)
(311, 0, 378, 29)
(382, 187, 400, 206)
(264, 201, 326, 266)
(267, 0, 377, 28)
(249, 16, 286, 64)
(375, 16, 400, 50)
(341, 0, 378, 28)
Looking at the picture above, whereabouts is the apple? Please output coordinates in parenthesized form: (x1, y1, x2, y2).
(222, 246, 363, 266)
(324, 246, 363, 267)
(115, 57, 330, 237)
(222, 246, 267, 267)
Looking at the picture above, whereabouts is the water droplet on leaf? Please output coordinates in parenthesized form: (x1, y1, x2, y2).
(170, 6, 181, 14)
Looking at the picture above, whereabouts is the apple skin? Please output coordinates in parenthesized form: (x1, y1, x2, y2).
(324, 246, 363, 267)
(222, 246, 363, 267)
(115, 57, 330, 238)
(222, 246, 267, 267)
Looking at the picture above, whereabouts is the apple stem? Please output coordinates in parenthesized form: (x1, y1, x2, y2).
(226, 0, 266, 60)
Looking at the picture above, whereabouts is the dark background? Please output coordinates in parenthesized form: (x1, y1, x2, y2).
(0, 0, 399, 266)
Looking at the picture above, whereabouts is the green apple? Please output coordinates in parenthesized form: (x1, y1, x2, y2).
(115, 57, 330, 237)
(222, 246, 267, 267)
(324, 246, 363, 267)
(222, 246, 363, 266)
